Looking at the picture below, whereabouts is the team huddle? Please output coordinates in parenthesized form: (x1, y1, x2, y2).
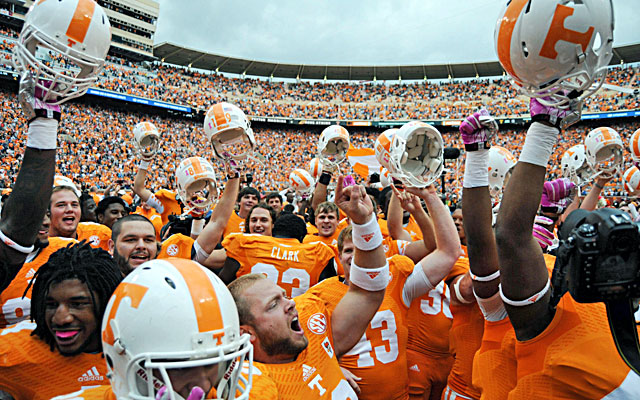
(1, 0, 639, 399)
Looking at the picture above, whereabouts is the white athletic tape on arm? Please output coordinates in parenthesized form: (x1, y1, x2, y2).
(470, 270, 500, 282)
(350, 259, 389, 292)
(351, 213, 383, 251)
(190, 218, 205, 236)
(453, 277, 473, 304)
(474, 289, 508, 322)
(402, 262, 435, 307)
(26, 118, 58, 150)
(0, 229, 35, 254)
(192, 240, 211, 264)
(139, 160, 151, 170)
(499, 279, 550, 307)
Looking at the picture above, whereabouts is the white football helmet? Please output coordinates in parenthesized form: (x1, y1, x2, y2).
(494, 0, 614, 108)
(623, 166, 640, 196)
(133, 122, 161, 159)
(487, 146, 517, 198)
(560, 144, 594, 186)
(584, 127, 623, 180)
(317, 125, 350, 168)
(203, 102, 255, 161)
(53, 174, 80, 197)
(308, 157, 321, 180)
(381, 121, 444, 188)
(175, 157, 218, 215)
(374, 129, 399, 173)
(102, 258, 253, 400)
(289, 169, 315, 196)
(629, 129, 640, 166)
(12, 0, 111, 104)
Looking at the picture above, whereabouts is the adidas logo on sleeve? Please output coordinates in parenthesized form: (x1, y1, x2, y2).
(77, 366, 104, 382)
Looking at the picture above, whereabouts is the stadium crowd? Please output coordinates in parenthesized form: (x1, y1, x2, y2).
(0, 26, 638, 122)
(1, 1, 640, 399)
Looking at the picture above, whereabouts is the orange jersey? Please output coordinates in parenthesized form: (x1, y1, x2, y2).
(260, 292, 358, 399)
(307, 255, 415, 400)
(153, 189, 182, 226)
(379, 216, 423, 241)
(446, 301, 484, 399)
(158, 233, 194, 259)
(0, 321, 109, 399)
(303, 231, 340, 247)
(406, 249, 467, 356)
(509, 294, 640, 399)
(0, 237, 76, 328)
(472, 317, 517, 400)
(307, 222, 319, 235)
(223, 211, 245, 237)
(133, 206, 163, 241)
(383, 236, 410, 258)
(444, 247, 483, 399)
(76, 222, 112, 251)
(222, 233, 335, 297)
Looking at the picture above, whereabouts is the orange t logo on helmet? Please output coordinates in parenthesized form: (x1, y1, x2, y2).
(66, 0, 97, 47)
(539, 4, 595, 60)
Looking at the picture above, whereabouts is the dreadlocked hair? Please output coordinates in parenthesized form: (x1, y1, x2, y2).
(25, 240, 123, 351)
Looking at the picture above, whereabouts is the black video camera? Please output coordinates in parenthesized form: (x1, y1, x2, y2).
(553, 208, 640, 375)
(553, 208, 640, 304)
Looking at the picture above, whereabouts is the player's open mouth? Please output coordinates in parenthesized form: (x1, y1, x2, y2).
(290, 317, 303, 333)
(62, 216, 75, 224)
(130, 252, 150, 263)
(55, 329, 81, 345)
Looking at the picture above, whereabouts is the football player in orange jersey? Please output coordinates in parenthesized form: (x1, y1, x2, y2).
(223, 186, 260, 237)
(0, 242, 122, 399)
(0, 88, 59, 293)
(303, 201, 341, 246)
(457, 109, 516, 400)
(48, 186, 113, 251)
(245, 203, 276, 236)
(220, 213, 337, 296)
(159, 170, 240, 270)
(0, 211, 76, 328)
(494, 96, 640, 398)
(308, 184, 461, 400)
(228, 177, 388, 399)
(95, 196, 128, 229)
(108, 214, 159, 276)
(51, 258, 275, 400)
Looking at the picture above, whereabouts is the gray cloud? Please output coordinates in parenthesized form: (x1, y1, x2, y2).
(154, 0, 640, 66)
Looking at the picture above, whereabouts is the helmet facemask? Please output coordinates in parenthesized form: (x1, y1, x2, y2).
(391, 123, 444, 188)
(211, 127, 256, 162)
(181, 179, 218, 216)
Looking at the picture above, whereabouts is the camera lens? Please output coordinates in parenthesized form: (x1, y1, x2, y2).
(614, 235, 633, 253)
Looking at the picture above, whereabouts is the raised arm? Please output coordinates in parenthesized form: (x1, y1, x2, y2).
(1, 75, 58, 291)
(405, 185, 461, 291)
(580, 176, 612, 211)
(331, 176, 387, 358)
(132, 162, 153, 203)
(494, 99, 579, 340)
(392, 184, 436, 262)
(195, 173, 240, 257)
(387, 183, 412, 241)
(311, 164, 334, 212)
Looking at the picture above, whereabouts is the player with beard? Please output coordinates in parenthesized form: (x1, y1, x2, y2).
(0, 242, 122, 398)
(108, 214, 159, 276)
(228, 176, 387, 398)
(0, 212, 76, 328)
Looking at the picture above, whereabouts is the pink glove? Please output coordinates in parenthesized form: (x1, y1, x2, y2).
(342, 175, 356, 187)
(459, 108, 496, 150)
(540, 178, 574, 214)
(529, 97, 582, 129)
(543, 178, 575, 202)
(533, 215, 555, 250)
(18, 72, 61, 122)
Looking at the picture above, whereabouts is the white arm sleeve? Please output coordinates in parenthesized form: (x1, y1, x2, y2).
(146, 193, 165, 214)
(192, 240, 211, 264)
(402, 262, 435, 308)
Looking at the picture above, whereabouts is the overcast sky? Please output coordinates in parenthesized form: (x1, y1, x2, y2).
(154, 0, 640, 66)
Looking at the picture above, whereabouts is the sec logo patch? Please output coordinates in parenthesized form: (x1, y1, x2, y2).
(89, 235, 100, 246)
(166, 244, 179, 257)
(307, 313, 327, 335)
